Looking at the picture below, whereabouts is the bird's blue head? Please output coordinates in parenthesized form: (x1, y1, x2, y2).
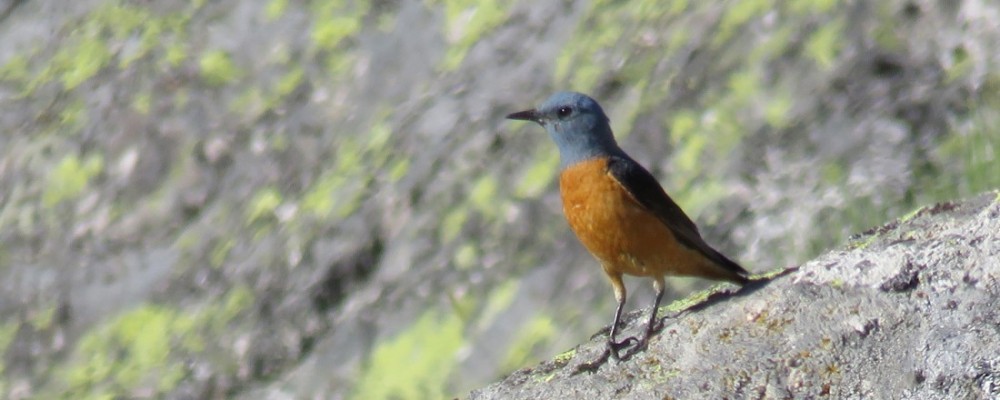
(507, 92, 623, 169)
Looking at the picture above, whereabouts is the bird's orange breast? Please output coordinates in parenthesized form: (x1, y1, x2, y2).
(559, 158, 713, 278)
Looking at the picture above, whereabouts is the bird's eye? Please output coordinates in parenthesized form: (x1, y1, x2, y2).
(557, 107, 573, 118)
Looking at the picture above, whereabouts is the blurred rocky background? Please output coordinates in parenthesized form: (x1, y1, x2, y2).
(0, 0, 997, 398)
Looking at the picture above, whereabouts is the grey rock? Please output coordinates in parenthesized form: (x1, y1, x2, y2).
(469, 192, 1000, 399)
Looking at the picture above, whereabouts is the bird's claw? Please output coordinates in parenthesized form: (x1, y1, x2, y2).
(572, 336, 639, 374)
(622, 334, 652, 359)
(608, 336, 639, 361)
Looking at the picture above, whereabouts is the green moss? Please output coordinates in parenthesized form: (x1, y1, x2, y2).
(56, 305, 190, 397)
(665, 26, 692, 55)
(164, 43, 187, 67)
(276, 67, 304, 98)
(324, 50, 356, 77)
(440, 207, 469, 242)
(99, 5, 156, 68)
(556, 57, 604, 92)
(665, 106, 741, 215)
(436, 0, 509, 70)
(0, 54, 30, 83)
(60, 99, 89, 130)
(132, 89, 152, 115)
(270, 132, 289, 152)
(265, 0, 289, 21)
(669, 113, 707, 175)
(13, 3, 194, 94)
(172, 87, 190, 109)
(608, 87, 643, 139)
(556, 0, 673, 90)
(312, 16, 361, 50)
(502, 314, 556, 371)
(897, 203, 927, 224)
(727, 67, 762, 106)
(301, 171, 342, 219)
(751, 265, 797, 281)
(351, 310, 464, 400)
(804, 18, 844, 70)
(674, 180, 727, 221)
(663, 283, 733, 314)
(303, 122, 394, 218)
(668, 110, 698, 143)
(299, 134, 371, 221)
(714, 0, 773, 46)
(478, 280, 519, 327)
(30, 304, 58, 330)
(366, 121, 392, 151)
(663, 0, 689, 15)
(130, 23, 165, 67)
(764, 92, 793, 129)
(210, 238, 235, 268)
(230, 87, 263, 117)
(788, 0, 838, 14)
(655, 366, 681, 382)
(750, 25, 795, 63)
(821, 163, 844, 184)
(216, 285, 255, 332)
(43, 153, 104, 208)
(945, 46, 973, 83)
(552, 348, 576, 364)
(936, 103, 1000, 197)
(469, 175, 498, 214)
(555, 1, 627, 88)
(453, 243, 479, 270)
(514, 149, 559, 198)
(309, 0, 367, 52)
(45, 285, 254, 398)
(198, 50, 242, 86)
(61, 4, 147, 86)
(376, 12, 397, 32)
(0, 321, 17, 356)
(246, 186, 283, 225)
(56, 37, 112, 90)
(388, 158, 410, 182)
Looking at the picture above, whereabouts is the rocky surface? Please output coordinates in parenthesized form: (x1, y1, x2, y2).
(470, 191, 1000, 399)
(0, 0, 998, 398)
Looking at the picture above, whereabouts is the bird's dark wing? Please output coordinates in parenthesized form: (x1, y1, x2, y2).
(605, 155, 749, 279)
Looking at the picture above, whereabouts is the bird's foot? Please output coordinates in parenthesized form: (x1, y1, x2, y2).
(621, 333, 653, 360)
(572, 337, 639, 374)
(607, 336, 639, 361)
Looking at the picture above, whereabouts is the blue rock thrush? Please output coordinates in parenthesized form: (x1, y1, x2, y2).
(507, 92, 749, 365)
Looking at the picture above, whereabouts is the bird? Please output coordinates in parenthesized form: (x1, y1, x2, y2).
(506, 91, 749, 363)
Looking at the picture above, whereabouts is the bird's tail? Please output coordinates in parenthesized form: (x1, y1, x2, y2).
(709, 250, 750, 285)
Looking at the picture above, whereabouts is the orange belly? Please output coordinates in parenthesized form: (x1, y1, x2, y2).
(559, 158, 714, 278)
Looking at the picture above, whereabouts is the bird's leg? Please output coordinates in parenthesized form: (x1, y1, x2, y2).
(648, 276, 667, 334)
(605, 273, 637, 360)
(606, 291, 637, 359)
(627, 276, 666, 357)
(575, 273, 636, 373)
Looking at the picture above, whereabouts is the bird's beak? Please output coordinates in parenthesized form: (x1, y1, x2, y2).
(506, 109, 540, 123)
